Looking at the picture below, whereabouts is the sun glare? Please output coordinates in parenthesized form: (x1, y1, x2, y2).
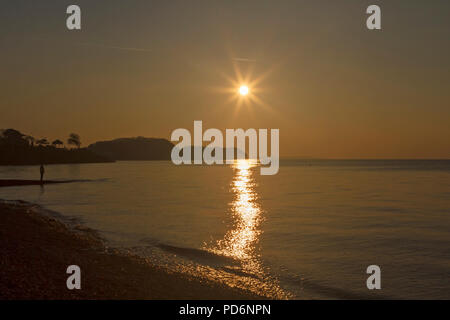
(214, 57, 276, 115)
(239, 85, 249, 96)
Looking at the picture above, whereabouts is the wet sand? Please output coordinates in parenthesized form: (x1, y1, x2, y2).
(0, 201, 262, 300)
(0, 180, 80, 188)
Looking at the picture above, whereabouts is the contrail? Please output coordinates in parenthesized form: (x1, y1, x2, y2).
(33, 36, 152, 53)
(74, 41, 153, 53)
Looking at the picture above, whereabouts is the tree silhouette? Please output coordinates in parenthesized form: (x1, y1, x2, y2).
(52, 139, 64, 148)
(1, 129, 28, 146)
(67, 133, 81, 149)
(36, 138, 49, 147)
(25, 135, 36, 147)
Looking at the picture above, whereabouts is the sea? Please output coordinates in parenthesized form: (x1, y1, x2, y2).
(1, 159, 449, 299)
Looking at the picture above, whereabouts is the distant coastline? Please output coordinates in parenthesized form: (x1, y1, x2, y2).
(4, 129, 448, 167)
(0, 129, 113, 166)
(1, 129, 248, 165)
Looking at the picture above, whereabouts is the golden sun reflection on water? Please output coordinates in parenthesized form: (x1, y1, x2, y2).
(196, 159, 288, 298)
(214, 159, 263, 271)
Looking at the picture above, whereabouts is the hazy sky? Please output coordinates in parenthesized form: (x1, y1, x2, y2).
(1, 0, 449, 158)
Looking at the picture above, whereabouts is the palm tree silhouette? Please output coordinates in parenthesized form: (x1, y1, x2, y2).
(52, 139, 64, 148)
(67, 133, 81, 149)
(36, 138, 49, 147)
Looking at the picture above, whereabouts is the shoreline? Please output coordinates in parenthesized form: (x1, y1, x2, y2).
(0, 180, 85, 188)
(0, 200, 263, 300)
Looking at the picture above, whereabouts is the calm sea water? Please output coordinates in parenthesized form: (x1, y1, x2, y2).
(1, 160, 449, 299)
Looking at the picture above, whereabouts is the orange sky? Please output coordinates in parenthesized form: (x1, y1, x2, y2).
(1, 1, 450, 158)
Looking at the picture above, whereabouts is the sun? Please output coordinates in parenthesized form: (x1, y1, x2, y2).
(214, 57, 276, 114)
(239, 85, 249, 96)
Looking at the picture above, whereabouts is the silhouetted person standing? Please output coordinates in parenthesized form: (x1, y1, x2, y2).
(40, 164, 45, 184)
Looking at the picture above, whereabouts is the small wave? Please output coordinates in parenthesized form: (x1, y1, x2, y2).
(150, 242, 288, 299)
(156, 243, 239, 267)
(270, 266, 394, 300)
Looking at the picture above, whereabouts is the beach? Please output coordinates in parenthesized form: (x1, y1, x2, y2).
(0, 200, 261, 300)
